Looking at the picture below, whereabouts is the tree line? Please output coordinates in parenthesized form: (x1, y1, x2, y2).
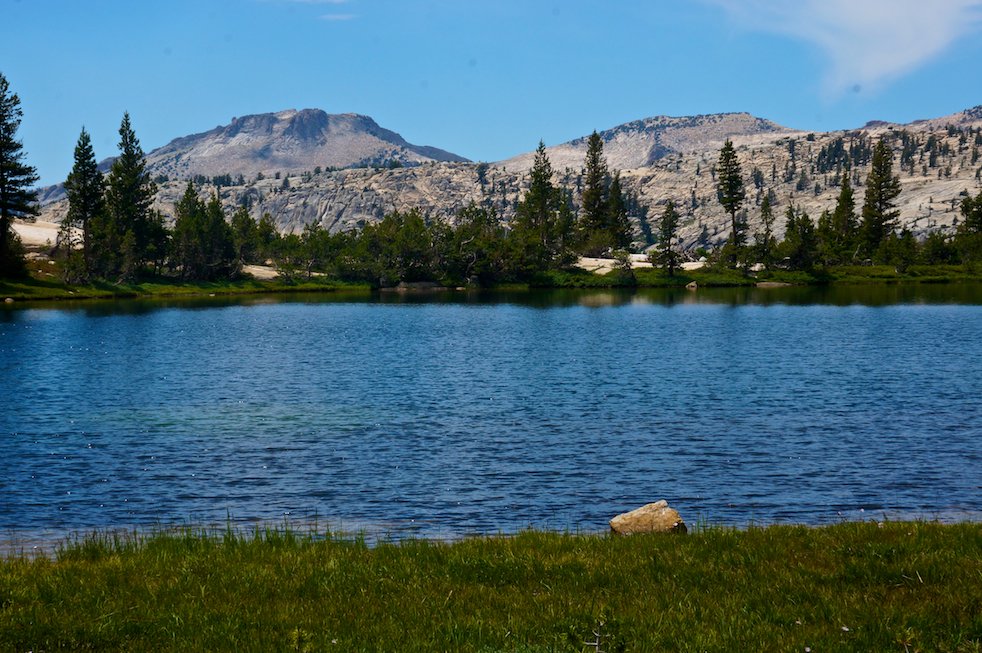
(2, 69, 981, 285)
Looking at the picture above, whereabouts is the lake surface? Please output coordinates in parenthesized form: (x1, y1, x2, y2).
(2, 285, 981, 547)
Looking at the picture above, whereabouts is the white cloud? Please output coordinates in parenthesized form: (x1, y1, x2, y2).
(319, 13, 356, 20)
(708, 0, 982, 95)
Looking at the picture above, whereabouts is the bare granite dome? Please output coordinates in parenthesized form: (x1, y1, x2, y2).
(144, 108, 468, 179)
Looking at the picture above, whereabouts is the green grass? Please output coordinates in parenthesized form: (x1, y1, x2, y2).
(5, 262, 982, 303)
(0, 275, 371, 303)
(2, 522, 979, 651)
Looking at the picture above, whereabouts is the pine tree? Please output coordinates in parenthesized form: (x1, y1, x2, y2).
(62, 127, 105, 279)
(0, 72, 39, 277)
(203, 193, 236, 280)
(653, 200, 681, 275)
(829, 172, 858, 262)
(861, 138, 901, 260)
(172, 182, 207, 280)
(578, 131, 610, 254)
(716, 139, 746, 266)
(102, 112, 157, 278)
(230, 206, 259, 265)
(780, 204, 818, 271)
(753, 194, 777, 269)
(955, 190, 982, 262)
(172, 184, 236, 281)
(607, 172, 632, 249)
(514, 141, 557, 271)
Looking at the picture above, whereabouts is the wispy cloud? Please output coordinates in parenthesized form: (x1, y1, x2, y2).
(319, 13, 356, 21)
(707, 0, 982, 95)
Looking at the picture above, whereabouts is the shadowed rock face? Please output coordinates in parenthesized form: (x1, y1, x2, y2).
(144, 109, 469, 180)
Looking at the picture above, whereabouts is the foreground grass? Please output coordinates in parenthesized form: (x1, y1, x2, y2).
(1, 523, 979, 652)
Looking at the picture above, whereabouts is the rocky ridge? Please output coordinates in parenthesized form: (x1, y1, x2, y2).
(38, 107, 982, 251)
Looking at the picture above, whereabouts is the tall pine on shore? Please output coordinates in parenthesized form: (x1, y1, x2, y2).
(653, 200, 681, 275)
(578, 131, 610, 255)
(577, 131, 632, 255)
(100, 113, 158, 280)
(829, 172, 858, 263)
(860, 139, 901, 261)
(716, 139, 747, 267)
(513, 141, 560, 272)
(62, 127, 105, 281)
(0, 72, 39, 278)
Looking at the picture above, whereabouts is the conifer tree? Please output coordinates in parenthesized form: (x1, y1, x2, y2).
(716, 139, 746, 266)
(753, 194, 777, 269)
(955, 189, 982, 262)
(102, 112, 158, 278)
(860, 138, 901, 260)
(62, 127, 105, 279)
(780, 204, 818, 270)
(829, 172, 858, 262)
(172, 183, 235, 281)
(514, 141, 557, 270)
(578, 131, 610, 254)
(172, 182, 207, 280)
(607, 172, 632, 249)
(0, 72, 39, 277)
(654, 200, 681, 275)
(230, 206, 259, 265)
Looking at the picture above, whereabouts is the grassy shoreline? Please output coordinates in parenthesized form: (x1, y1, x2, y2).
(4, 264, 982, 304)
(1, 522, 979, 651)
(0, 275, 372, 303)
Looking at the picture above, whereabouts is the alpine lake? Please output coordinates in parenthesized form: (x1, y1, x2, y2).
(2, 283, 980, 551)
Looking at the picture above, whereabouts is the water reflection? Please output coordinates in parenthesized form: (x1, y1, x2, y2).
(5, 283, 981, 318)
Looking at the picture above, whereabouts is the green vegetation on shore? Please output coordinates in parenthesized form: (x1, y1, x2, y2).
(0, 273, 368, 303)
(1, 522, 979, 651)
(5, 262, 982, 303)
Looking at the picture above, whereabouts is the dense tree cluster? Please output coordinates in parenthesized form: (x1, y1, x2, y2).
(49, 125, 641, 285)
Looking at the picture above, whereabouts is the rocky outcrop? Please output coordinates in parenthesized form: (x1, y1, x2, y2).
(609, 500, 687, 535)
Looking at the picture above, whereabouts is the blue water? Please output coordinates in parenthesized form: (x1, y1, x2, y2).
(2, 287, 981, 542)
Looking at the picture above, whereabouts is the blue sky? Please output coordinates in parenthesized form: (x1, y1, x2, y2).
(5, 0, 982, 185)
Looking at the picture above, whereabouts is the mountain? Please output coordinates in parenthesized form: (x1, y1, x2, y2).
(501, 112, 796, 171)
(145, 109, 469, 179)
(37, 106, 982, 251)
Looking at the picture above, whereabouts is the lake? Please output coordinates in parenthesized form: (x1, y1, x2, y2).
(2, 285, 981, 547)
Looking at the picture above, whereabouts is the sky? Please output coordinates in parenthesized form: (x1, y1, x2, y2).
(4, 0, 982, 185)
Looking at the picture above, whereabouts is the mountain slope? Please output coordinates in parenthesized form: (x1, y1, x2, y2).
(501, 112, 797, 171)
(37, 106, 982, 252)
